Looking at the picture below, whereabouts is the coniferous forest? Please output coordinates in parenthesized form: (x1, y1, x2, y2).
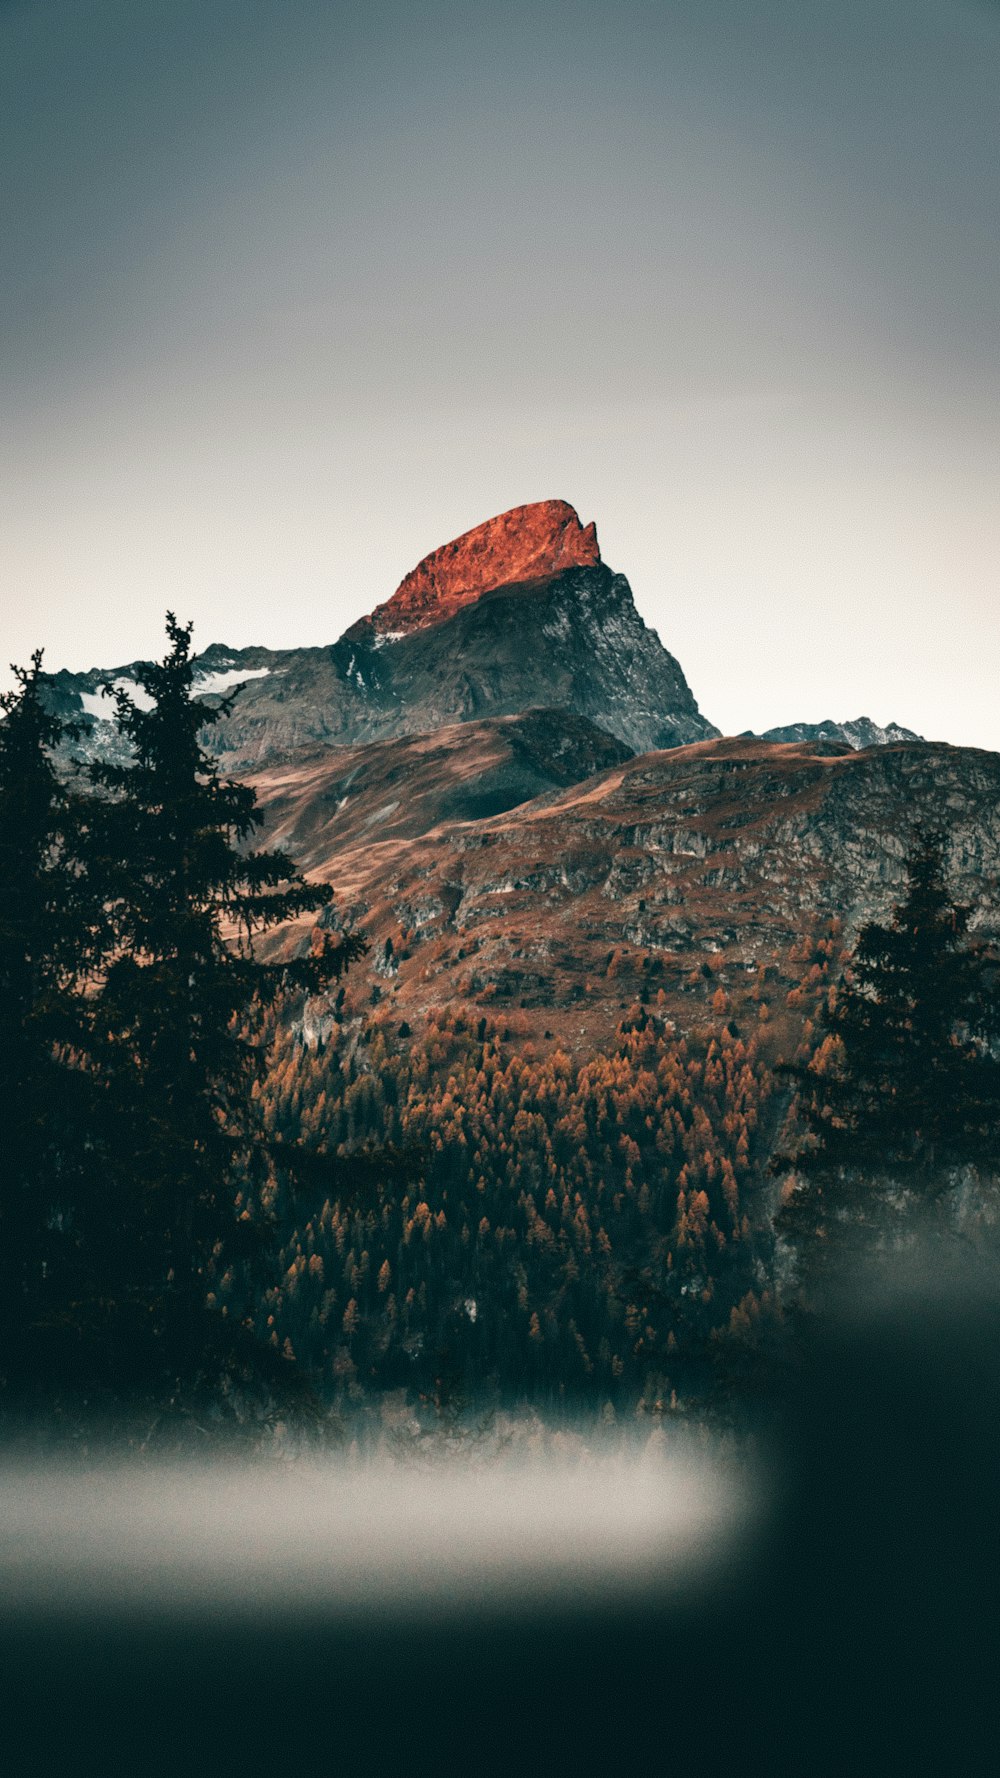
(3, 620, 999, 1447)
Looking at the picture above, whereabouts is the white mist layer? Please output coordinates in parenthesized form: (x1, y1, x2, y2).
(0, 1448, 750, 1618)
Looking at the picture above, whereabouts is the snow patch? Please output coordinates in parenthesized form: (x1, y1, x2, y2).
(193, 667, 271, 698)
(80, 678, 155, 719)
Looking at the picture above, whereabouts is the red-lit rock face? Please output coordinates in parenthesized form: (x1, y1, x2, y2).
(370, 500, 600, 636)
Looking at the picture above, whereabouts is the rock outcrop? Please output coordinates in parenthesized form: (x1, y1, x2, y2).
(362, 500, 601, 638)
(759, 717, 922, 750)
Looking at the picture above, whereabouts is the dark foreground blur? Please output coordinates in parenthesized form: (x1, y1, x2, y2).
(3, 1262, 1000, 1777)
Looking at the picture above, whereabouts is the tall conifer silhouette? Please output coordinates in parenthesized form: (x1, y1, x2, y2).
(86, 615, 365, 1423)
(776, 833, 1000, 1277)
(0, 654, 100, 1395)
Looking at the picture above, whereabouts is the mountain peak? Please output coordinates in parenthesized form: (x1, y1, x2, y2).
(368, 500, 601, 637)
(759, 716, 923, 751)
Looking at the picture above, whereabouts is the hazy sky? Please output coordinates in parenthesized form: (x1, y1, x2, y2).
(2, 0, 998, 747)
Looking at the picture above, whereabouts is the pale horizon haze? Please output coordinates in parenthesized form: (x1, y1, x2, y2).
(1, 0, 998, 748)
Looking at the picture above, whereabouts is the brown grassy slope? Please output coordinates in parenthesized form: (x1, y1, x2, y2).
(245, 708, 630, 863)
(248, 732, 1000, 1059)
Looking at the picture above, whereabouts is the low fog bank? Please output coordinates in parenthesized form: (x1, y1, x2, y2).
(0, 1438, 747, 1621)
(5, 1256, 1000, 1775)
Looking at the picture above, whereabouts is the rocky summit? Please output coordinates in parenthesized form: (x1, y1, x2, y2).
(45, 500, 718, 771)
(359, 499, 601, 638)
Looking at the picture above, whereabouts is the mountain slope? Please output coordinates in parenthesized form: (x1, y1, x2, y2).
(251, 733, 1000, 1050)
(245, 709, 632, 865)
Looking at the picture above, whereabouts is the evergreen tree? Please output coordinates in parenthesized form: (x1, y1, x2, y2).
(84, 615, 365, 1423)
(775, 833, 1000, 1274)
(0, 655, 103, 1398)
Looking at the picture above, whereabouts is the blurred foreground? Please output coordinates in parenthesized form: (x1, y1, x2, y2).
(3, 1262, 1000, 1776)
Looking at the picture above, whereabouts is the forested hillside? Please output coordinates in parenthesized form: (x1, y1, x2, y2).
(242, 932, 839, 1416)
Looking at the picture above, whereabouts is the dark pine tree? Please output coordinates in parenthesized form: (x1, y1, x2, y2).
(85, 614, 365, 1429)
(775, 832, 1000, 1279)
(0, 654, 105, 1404)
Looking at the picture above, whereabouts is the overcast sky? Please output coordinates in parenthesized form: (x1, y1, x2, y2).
(1, 0, 997, 747)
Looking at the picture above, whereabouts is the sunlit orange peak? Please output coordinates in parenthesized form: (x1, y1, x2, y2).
(370, 500, 601, 636)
